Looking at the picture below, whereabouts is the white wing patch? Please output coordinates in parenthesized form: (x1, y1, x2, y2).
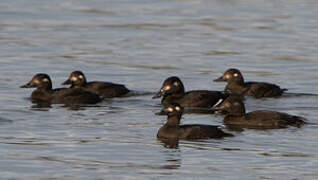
(212, 98, 223, 108)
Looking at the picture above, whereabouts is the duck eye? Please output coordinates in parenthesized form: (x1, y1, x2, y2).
(175, 106, 181, 111)
(42, 78, 49, 82)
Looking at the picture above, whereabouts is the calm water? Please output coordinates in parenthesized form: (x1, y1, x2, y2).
(1, 0, 318, 179)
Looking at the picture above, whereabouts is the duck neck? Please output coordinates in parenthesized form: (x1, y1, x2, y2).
(177, 82, 185, 95)
(228, 106, 246, 117)
(229, 77, 245, 86)
(37, 84, 53, 92)
(71, 82, 85, 88)
(165, 114, 182, 127)
(71, 84, 81, 88)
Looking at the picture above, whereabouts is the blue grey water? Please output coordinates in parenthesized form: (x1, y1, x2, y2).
(1, 0, 318, 179)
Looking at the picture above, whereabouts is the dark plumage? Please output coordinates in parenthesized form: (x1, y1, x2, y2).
(153, 76, 229, 108)
(214, 68, 287, 98)
(157, 103, 233, 140)
(62, 71, 129, 98)
(213, 97, 306, 129)
(21, 73, 102, 104)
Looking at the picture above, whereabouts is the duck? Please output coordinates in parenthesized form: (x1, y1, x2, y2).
(214, 68, 287, 98)
(157, 103, 233, 140)
(153, 76, 229, 108)
(62, 71, 129, 98)
(21, 73, 103, 104)
(213, 97, 306, 129)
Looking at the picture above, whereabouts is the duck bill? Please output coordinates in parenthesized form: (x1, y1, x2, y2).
(152, 90, 164, 99)
(213, 76, 225, 82)
(155, 109, 168, 115)
(62, 79, 71, 85)
(20, 82, 35, 88)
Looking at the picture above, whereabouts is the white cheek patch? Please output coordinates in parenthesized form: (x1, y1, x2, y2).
(71, 76, 78, 81)
(173, 81, 179, 86)
(34, 79, 40, 84)
(78, 75, 84, 79)
(42, 78, 49, 82)
(163, 86, 171, 91)
(166, 107, 174, 112)
(175, 106, 181, 111)
(233, 73, 238, 77)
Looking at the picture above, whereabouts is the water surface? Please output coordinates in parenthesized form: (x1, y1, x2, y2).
(1, 0, 318, 179)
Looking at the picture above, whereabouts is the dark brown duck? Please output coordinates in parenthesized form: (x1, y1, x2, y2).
(21, 73, 102, 104)
(153, 76, 229, 108)
(62, 71, 129, 98)
(214, 68, 287, 98)
(157, 103, 233, 140)
(213, 97, 306, 129)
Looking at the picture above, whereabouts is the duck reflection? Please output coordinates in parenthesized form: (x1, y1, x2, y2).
(159, 138, 179, 149)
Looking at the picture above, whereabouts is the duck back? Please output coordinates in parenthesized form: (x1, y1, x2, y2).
(224, 110, 305, 129)
(245, 82, 286, 98)
(179, 124, 233, 139)
(84, 81, 129, 98)
(162, 90, 228, 108)
(51, 88, 102, 104)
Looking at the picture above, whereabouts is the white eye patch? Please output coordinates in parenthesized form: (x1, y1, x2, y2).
(166, 107, 174, 112)
(71, 76, 78, 81)
(225, 74, 231, 79)
(175, 106, 181, 111)
(42, 78, 49, 82)
(34, 79, 40, 84)
(163, 85, 171, 91)
(233, 73, 238, 77)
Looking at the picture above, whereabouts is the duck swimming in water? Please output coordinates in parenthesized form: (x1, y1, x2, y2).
(21, 73, 102, 105)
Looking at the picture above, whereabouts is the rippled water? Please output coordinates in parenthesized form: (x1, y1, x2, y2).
(1, 0, 318, 179)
